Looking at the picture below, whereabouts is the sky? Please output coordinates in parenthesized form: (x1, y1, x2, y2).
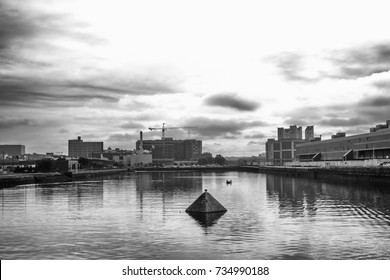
(1, 0, 390, 156)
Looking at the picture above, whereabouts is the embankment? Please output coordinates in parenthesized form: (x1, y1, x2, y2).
(0, 168, 128, 188)
(258, 166, 390, 181)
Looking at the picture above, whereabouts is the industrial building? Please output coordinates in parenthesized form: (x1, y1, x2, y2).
(68, 136, 103, 158)
(136, 138, 202, 164)
(266, 125, 319, 165)
(0, 145, 25, 157)
(92, 132, 152, 167)
(296, 120, 390, 161)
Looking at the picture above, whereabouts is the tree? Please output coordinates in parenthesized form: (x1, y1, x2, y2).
(214, 154, 226, 166)
(197, 156, 214, 165)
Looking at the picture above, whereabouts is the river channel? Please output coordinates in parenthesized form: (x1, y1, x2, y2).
(1, 171, 390, 259)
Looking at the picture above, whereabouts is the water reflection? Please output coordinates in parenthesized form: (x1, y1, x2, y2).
(266, 174, 390, 224)
(266, 175, 318, 217)
(187, 211, 226, 228)
(135, 172, 204, 225)
(2, 172, 390, 259)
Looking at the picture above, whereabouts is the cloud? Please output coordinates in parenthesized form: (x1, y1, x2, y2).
(245, 133, 267, 139)
(119, 121, 145, 129)
(318, 117, 368, 127)
(0, 117, 31, 128)
(359, 95, 390, 107)
(0, 1, 106, 53)
(66, 77, 179, 96)
(184, 117, 267, 138)
(0, 72, 180, 108)
(0, 81, 118, 108)
(247, 141, 263, 146)
(203, 93, 260, 111)
(282, 92, 390, 131)
(267, 52, 317, 82)
(269, 42, 390, 82)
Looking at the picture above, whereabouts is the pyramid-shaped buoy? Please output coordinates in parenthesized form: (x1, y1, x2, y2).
(186, 189, 227, 213)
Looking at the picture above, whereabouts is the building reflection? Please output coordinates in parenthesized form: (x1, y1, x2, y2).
(266, 175, 318, 217)
(135, 172, 205, 225)
(67, 181, 104, 211)
(266, 174, 390, 221)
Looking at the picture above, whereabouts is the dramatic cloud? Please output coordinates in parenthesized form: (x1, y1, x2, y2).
(184, 117, 267, 138)
(269, 43, 390, 82)
(267, 52, 317, 82)
(0, 117, 31, 129)
(330, 43, 390, 79)
(66, 77, 179, 96)
(0, 1, 105, 53)
(203, 93, 260, 111)
(282, 92, 390, 133)
(359, 95, 390, 107)
(318, 118, 368, 127)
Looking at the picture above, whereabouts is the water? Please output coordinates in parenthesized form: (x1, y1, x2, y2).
(1, 171, 390, 259)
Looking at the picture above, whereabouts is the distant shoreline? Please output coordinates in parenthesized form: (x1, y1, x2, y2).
(1, 165, 390, 188)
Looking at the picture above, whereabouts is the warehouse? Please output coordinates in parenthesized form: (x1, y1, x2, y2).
(296, 121, 390, 161)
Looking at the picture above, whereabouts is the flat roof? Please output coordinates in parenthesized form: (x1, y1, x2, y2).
(296, 128, 390, 148)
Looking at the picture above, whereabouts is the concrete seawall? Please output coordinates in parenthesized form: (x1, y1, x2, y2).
(258, 166, 390, 180)
(0, 168, 128, 188)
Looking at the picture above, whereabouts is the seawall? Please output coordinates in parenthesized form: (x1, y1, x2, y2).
(258, 166, 390, 180)
(0, 168, 128, 188)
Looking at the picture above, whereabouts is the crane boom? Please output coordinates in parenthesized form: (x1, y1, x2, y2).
(148, 123, 198, 140)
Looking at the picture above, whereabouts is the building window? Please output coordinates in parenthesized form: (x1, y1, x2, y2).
(282, 142, 292, 150)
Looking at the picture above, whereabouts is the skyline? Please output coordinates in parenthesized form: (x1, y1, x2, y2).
(1, 0, 390, 156)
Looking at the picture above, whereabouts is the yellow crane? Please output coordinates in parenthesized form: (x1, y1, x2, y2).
(148, 123, 198, 140)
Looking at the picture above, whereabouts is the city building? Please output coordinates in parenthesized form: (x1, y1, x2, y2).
(92, 132, 152, 167)
(68, 136, 103, 158)
(278, 125, 302, 141)
(296, 120, 390, 162)
(0, 145, 25, 157)
(266, 125, 316, 165)
(136, 138, 202, 164)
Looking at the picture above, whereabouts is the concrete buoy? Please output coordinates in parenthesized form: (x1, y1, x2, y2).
(186, 189, 227, 213)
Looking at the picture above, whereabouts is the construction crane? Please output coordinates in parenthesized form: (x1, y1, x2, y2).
(149, 123, 198, 140)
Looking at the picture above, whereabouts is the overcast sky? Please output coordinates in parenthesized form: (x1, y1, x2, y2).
(1, 0, 390, 156)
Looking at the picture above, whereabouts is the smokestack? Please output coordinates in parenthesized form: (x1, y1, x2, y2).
(140, 131, 143, 152)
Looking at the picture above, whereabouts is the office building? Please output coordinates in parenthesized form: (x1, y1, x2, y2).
(68, 136, 103, 158)
(0, 145, 25, 157)
(266, 125, 314, 165)
(136, 138, 202, 164)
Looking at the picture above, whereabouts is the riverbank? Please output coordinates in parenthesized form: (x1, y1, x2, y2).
(258, 165, 390, 181)
(0, 168, 128, 188)
(2, 165, 389, 188)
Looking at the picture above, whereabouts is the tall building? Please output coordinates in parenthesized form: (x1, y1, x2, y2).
(136, 138, 202, 164)
(0, 145, 25, 157)
(305, 126, 314, 141)
(278, 125, 302, 140)
(68, 136, 103, 158)
(266, 125, 312, 165)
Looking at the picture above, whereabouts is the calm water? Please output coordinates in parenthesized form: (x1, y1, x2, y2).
(1, 171, 390, 259)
